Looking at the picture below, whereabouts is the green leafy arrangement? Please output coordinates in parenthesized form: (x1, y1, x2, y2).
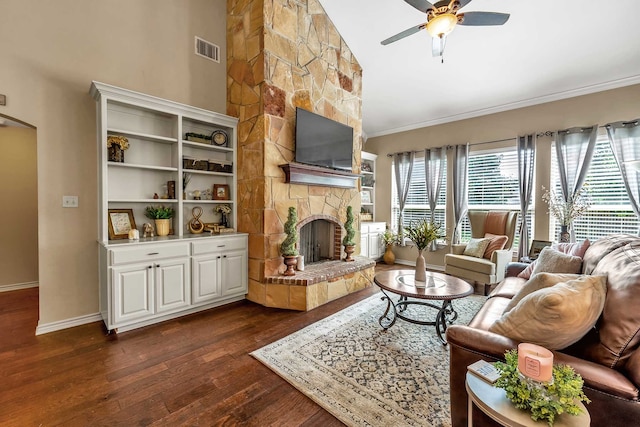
(342, 206, 356, 246)
(280, 207, 299, 256)
(145, 205, 175, 219)
(404, 219, 444, 250)
(494, 350, 590, 426)
(380, 229, 399, 246)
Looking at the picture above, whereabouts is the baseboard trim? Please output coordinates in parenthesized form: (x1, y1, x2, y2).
(394, 258, 444, 272)
(36, 312, 102, 336)
(0, 281, 39, 292)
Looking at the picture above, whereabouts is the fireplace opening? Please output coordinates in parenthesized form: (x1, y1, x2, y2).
(299, 218, 342, 264)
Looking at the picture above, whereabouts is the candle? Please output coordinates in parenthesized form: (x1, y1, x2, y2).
(518, 343, 553, 382)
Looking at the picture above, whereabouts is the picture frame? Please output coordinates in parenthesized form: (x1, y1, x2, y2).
(213, 184, 230, 200)
(528, 240, 552, 260)
(108, 209, 137, 240)
(361, 190, 371, 204)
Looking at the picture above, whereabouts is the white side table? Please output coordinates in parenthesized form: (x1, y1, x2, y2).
(465, 372, 590, 427)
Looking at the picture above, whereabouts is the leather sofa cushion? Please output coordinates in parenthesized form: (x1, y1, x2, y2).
(445, 254, 495, 275)
(468, 296, 511, 331)
(582, 234, 637, 275)
(585, 241, 640, 370)
(490, 276, 526, 299)
(489, 275, 607, 349)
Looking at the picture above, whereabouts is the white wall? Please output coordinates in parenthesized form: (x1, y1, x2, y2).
(0, 0, 228, 328)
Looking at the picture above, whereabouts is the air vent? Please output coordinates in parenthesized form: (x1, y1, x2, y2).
(195, 36, 220, 63)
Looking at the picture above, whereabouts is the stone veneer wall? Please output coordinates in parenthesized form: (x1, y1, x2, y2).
(227, 0, 364, 306)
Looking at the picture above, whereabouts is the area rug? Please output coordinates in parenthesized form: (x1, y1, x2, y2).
(251, 293, 486, 427)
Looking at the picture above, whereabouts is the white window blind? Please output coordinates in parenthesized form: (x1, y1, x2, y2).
(460, 148, 530, 251)
(550, 132, 639, 239)
(391, 155, 447, 231)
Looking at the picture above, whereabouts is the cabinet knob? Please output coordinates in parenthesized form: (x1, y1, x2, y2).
(223, 255, 227, 258)
(156, 264, 160, 268)
(148, 252, 159, 255)
(217, 245, 225, 248)
(217, 256, 221, 259)
(148, 266, 152, 269)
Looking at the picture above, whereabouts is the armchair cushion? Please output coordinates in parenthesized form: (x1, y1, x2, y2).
(463, 238, 491, 258)
(483, 233, 508, 259)
(489, 274, 607, 349)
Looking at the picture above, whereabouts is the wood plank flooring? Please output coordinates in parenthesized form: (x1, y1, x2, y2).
(0, 263, 404, 426)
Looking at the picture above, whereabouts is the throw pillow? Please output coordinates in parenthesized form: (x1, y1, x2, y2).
(518, 246, 584, 280)
(483, 233, 508, 260)
(531, 247, 583, 276)
(504, 272, 582, 312)
(489, 275, 607, 349)
(463, 238, 491, 258)
(553, 239, 591, 258)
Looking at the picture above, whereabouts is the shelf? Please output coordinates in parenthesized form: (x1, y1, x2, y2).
(182, 141, 233, 152)
(183, 200, 234, 204)
(362, 186, 374, 190)
(279, 162, 360, 188)
(109, 199, 179, 203)
(107, 128, 177, 144)
(361, 171, 374, 175)
(361, 202, 374, 206)
(108, 162, 178, 172)
(183, 169, 233, 177)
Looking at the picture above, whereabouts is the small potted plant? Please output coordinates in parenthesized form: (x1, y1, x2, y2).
(144, 205, 174, 237)
(380, 229, 398, 265)
(280, 207, 298, 276)
(404, 219, 444, 282)
(342, 206, 357, 262)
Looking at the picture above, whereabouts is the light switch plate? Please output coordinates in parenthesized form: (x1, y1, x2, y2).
(0, 94, 5, 106)
(63, 195, 78, 208)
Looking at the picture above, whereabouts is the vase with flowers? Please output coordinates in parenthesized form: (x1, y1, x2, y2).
(144, 205, 174, 236)
(380, 229, 399, 265)
(404, 219, 444, 283)
(541, 185, 590, 242)
(107, 135, 129, 163)
(215, 204, 232, 227)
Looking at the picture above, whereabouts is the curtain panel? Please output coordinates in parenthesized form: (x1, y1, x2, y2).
(424, 148, 445, 250)
(393, 152, 415, 245)
(517, 134, 535, 259)
(451, 144, 469, 244)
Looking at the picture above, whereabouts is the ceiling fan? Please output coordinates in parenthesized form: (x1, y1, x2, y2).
(381, 0, 510, 59)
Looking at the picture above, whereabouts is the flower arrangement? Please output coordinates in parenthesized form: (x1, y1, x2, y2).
(144, 205, 174, 219)
(107, 135, 129, 150)
(380, 229, 399, 246)
(494, 349, 590, 426)
(215, 204, 232, 215)
(404, 219, 444, 251)
(541, 185, 590, 227)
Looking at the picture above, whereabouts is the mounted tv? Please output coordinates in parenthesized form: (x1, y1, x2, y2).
(295, 108, 354, 172)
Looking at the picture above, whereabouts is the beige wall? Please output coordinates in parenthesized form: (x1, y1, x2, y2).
(0, 0, 228, 327)
(0, 126, 38, 287)
(366, 84, 640, 267)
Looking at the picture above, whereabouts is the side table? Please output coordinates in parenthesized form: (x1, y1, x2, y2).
(465, 372, 590, 427)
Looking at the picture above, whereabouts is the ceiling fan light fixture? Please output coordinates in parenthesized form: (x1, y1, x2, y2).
(426, 13, 457, 37)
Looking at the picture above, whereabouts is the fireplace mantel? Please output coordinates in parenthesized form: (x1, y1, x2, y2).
(279, 162, 360, 188)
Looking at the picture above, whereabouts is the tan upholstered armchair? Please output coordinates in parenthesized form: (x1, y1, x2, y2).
(444, 210, 518, 295)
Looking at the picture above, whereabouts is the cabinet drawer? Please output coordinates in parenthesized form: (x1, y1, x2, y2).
(192, 236, 247, 255)
(368, 222, 386, 233)
(110, 243, 190, 266)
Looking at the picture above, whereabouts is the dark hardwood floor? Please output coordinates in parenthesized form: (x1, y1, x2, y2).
(0, 263, 405, 426)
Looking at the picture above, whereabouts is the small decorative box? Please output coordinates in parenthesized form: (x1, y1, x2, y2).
(208, 160, 233, 173)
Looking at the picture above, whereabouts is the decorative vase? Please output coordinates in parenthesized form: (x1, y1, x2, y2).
(155, 218, 171, 236)
(108, 145, 124, 163)
(559, 225, 570, 243)
(415, 249, 427, 282)
(283, 255, 298, 276)
(383, 244, 395, 265)
(220, 212, 227, 228)
(343, 244, 356, 262)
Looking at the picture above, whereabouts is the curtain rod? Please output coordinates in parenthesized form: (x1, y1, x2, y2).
(386, 131, 555, 157)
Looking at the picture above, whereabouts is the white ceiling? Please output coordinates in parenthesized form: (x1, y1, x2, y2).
(318, 0, 640, 138)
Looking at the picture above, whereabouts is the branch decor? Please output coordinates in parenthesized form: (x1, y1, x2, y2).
(494, 349, 590, 426)
(541, 185, 591, 227)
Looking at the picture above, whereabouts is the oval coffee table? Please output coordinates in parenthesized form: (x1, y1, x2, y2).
(373, 270, 474, 345)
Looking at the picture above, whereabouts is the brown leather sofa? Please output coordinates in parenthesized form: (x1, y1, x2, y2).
(446, 234, 640, 427)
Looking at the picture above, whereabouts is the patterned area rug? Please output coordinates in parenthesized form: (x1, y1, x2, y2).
(251, 292, 486, 427)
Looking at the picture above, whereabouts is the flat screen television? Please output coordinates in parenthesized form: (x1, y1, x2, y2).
(295, 108, 354, 172)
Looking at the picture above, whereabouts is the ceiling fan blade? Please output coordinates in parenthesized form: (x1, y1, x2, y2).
(432, 35, 446, 57)
(381, 23, 427, 45)
(404, 0, 435, 14)
(458, 12, 510, 26)
(456, 0, 473, 9)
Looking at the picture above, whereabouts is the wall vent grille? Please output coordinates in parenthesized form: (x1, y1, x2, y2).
(195, 37, 220, 63)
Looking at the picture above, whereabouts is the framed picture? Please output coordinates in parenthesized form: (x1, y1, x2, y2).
(528, 240, 552, 260)
(361, 190, 371, 204)
(108, 209, 137, 240)
(213, 184, 230, 200)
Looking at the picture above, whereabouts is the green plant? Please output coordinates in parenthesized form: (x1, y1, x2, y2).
(144, 205, 174, 219)
(494, 349, 590, 426)
(280, 207, 298, 256)
(342, 206, 356, 246)
(404, 219, 443, 251)
(380, 229, 399, 246)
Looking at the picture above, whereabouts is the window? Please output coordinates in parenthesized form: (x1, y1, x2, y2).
(460, 148, 530, 250)
(391, 155, 447, 232)
(550, 132, 639, 239)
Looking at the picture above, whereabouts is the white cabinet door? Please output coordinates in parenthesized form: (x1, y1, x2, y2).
(221, 250, 248, 297)
(368, 233, 382, 259)
(155, 258, 190, 314)
(360, 233, 369, 257)
(192, 254, 222, 304)
(112, 263, 154, 325)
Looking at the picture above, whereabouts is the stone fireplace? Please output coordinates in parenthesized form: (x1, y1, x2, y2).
(227, 0, 375, 310)
(298, 215, 342, 263)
